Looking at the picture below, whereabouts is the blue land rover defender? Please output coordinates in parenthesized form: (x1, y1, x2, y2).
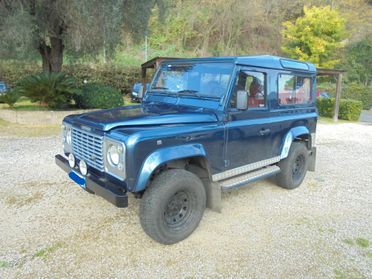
(55, 55, 317, 244)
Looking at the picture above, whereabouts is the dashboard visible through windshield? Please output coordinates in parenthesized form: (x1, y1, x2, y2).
(150, 62, 234, 99)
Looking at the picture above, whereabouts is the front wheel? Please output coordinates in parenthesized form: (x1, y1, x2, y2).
(276, 142, 309, 189)
(140, 169, 206, 244)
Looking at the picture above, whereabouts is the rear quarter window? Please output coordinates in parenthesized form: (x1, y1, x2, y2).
(278, 74, 312, 105)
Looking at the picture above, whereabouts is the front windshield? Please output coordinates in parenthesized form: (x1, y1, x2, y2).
(150, 62, 234, 99)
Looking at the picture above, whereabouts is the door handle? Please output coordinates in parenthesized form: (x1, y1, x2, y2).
(259, 128, 271, 136)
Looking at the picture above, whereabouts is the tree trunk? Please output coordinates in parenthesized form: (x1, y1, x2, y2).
(50, 36, 63, 72)
(39, 41, 52, 73)
(38, 37, 64, 73)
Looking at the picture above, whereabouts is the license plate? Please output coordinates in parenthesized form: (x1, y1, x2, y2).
(69, 170, 86, 189)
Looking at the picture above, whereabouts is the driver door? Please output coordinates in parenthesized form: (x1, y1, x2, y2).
(225, 69, 274, 170)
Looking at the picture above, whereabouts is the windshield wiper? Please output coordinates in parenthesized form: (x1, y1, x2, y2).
(151, 86, 169, 90)
(176, 89, 199, 95)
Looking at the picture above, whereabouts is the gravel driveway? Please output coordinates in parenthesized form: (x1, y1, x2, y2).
(0, 123, 371, 278)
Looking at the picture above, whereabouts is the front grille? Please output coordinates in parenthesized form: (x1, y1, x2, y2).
(72, 128, 104, 172)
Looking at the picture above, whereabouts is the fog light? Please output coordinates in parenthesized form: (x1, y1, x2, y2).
(68, 153, 75, 168)
(79, 160, 88, 176)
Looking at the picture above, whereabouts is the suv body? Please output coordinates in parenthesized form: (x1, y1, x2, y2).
(0, 81, 8, 95)
(55, 55, 317, 244)
(131, 82, 149, 102)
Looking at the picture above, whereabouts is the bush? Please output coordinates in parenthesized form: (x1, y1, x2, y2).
(15, 72, 79, 109)
(0, 61, 140, 95)
(316, 98, 363, 121)
(316, 98, 334, 118)
(0, 90, 20, 108)
(78, 83, 124, 109)
(339, 99, 363, 121)
(343, 82, 372, 110)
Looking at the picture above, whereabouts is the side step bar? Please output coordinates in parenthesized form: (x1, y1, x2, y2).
(220, 165, 280, 191)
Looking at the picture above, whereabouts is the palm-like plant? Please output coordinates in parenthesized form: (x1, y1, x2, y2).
(15, 72, 80, 109)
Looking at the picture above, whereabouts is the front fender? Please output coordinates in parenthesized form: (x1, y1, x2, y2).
(134, 144, 207, 192)
(280, 126, 310, 159)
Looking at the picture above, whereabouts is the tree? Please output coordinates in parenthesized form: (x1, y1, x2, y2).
(281, 5, 347, 68)
(342, 36, 372, 86)
(0, 0, 164, 72)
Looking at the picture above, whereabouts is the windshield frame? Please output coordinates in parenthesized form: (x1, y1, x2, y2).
(147, 61, 236, 101)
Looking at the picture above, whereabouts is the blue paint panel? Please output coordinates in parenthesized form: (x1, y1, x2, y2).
(134, 144, 207, 191)
(69, 103, 218, 131)
(280, 59, 309, 71)
(290, 126, 310, 138)
(69, 171, 86, 189)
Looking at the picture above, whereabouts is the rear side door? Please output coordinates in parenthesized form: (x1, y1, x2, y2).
(225, 68, 280, 170)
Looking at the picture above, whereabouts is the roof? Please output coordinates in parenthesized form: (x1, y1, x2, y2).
(316, 68, 346, 76)
(141, 56, 180, 69)
(160, 55, 317, 73)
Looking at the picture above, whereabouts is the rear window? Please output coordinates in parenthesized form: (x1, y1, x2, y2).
(278, 74, 311, 105)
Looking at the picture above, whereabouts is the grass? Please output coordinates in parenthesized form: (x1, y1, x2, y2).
(0, 260, 10, 268)
(334, 268, 366, 279)
(355, 238, 369, 248)
(0, 118, 60, 137)
(1, 96, 138, 111)
(343, 238, 354, 245)
(0, 97, 49, 111)
(318, 117, 356, 124)
(33, 243, 63, 258)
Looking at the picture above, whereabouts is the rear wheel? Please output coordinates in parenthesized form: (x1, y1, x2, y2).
(140, 169, 206, 244)
(276, 142, 309, 189)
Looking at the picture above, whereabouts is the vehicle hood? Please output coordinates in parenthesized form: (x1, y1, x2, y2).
(65, 103, 218, 131)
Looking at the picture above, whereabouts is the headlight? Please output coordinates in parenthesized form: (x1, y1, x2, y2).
(66, 128, 72, 145)
(62, 123, 72, 153)
(61, 124, 66, 143)
(104, 139, 125, 180)
(107, 145, 120, 166)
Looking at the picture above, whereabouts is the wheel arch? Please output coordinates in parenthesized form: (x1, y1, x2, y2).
(134, 144, 211, 192)
(280, 126, 311, 159)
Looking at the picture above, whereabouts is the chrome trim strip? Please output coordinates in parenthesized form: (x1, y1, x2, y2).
(220, 165, 280, 188)
(212, 156, 281, 181)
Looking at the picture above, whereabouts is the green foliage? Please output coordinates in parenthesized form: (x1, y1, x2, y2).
(282, 6, 347, 68)
(339, 99, 363, 121)
(0, 61, 42, 88)
(355, 238, 369, 248)
(78, 83, 124, 109)
(317, 98, 363, 121)
(15, 73, 79, 109)
(341, 36, 372, 86)
(0, 61, 140, 95)
(342, 82, 372, 110)
(63, 64, 140, 94)
(316, 98, 335, 118)
(0, 90, 20, 108)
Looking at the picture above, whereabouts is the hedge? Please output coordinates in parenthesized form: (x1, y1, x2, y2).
(0, 61, 141, 95)
(342, 82, 372, 110)
(317, 98, 363, 121)
(77, 83, 124, 109)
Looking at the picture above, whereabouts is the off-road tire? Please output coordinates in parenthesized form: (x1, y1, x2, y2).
(140, 169, 206, 244)
(276, 142, 309, 189)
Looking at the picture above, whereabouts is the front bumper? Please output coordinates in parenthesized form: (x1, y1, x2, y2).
(55, 154, 128, 208)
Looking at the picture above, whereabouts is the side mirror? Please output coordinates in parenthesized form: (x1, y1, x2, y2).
(236, 90, 248, 110)
(138, 85, 144, 99)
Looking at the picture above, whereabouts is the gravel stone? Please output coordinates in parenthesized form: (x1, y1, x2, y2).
(0, 123, 371, 278)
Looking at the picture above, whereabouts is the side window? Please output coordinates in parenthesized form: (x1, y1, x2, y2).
(278, 74, 311, 105)
(230, 71, 266, 109)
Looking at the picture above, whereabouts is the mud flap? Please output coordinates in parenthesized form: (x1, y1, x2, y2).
(203, 180, 222, 213)
(308, 147, 316, 172)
